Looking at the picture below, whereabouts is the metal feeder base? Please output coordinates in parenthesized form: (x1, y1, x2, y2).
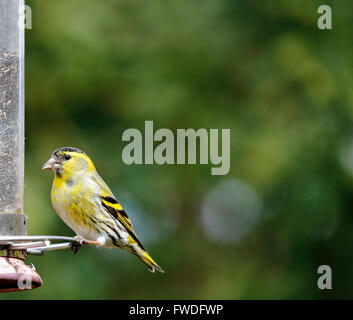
(0, 257, 42, 292)
(0, 214, 42, 292)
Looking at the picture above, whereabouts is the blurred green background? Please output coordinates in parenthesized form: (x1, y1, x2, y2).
(3, 0, 353, 299)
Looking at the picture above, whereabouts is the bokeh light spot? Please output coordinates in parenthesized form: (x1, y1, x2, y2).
(201, 178, 262, 244)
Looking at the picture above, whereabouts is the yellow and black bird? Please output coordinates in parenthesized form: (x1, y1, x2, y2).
(42, 147, 164, 273)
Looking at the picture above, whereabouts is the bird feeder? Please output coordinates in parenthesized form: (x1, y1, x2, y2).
(0, 0, 42, 292)
(0, 1, 98, 293)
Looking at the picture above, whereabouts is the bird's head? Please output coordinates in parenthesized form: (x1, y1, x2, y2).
(42, 147, 95, 178)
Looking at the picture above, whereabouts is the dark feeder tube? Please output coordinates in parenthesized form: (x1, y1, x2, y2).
(0, 0, 41, 292)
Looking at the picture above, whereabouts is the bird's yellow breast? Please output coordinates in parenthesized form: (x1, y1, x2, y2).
(51, 175, 96, 229)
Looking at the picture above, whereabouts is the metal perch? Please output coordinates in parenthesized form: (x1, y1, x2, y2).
(0, 235, 95, 255)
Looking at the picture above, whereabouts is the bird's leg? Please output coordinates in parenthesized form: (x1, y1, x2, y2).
(70, 235, 85, 254)
(85, 240, 100, 245)
(70, 235, 99, 254)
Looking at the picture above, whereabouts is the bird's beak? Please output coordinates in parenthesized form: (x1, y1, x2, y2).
(42, 157, 56, 170)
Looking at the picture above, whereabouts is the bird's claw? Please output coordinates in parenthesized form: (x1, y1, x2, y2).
(70, 241, 82, 254)
(70, 235, 99, 254)
(70, 235, 86, 254)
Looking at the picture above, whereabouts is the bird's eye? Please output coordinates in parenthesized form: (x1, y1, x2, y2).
(64, 154, 71, 161)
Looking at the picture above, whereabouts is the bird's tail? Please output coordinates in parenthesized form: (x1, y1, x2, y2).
(131, 245, 164, 273)
(139, 250, 165, 273)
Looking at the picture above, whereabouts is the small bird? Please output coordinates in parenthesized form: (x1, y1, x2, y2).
(42, 147, 164, 273)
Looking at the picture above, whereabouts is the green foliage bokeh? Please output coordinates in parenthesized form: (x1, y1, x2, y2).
(3, 0, 353, 299)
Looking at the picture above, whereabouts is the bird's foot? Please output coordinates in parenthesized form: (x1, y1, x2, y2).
(70, 235, 99, 254)
(70, 235, 85, 254)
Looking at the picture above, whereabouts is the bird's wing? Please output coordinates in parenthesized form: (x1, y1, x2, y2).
(92, 173, 145, 250)
(100, 195, 146, 250)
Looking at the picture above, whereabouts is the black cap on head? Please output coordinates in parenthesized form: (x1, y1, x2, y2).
(53, 147, 85, 156)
